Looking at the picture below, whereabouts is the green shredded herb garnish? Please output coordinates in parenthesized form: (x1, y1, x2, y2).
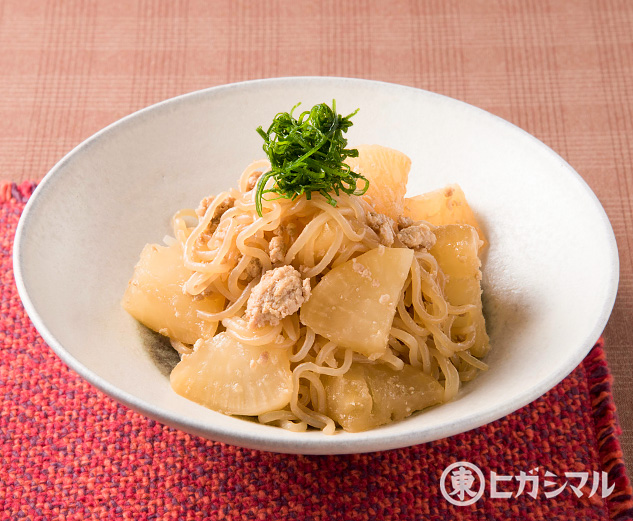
(254, 100, 369, 216)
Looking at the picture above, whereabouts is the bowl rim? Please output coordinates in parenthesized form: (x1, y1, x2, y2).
(13, 76, 620, 454)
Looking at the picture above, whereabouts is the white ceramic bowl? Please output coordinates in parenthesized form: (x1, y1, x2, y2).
(14, 78, 619, 454)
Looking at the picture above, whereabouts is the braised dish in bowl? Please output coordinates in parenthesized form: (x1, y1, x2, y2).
(14, 78, 618, 454)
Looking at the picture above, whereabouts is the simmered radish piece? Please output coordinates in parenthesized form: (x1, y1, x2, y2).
(430, 225, 490, 357)
(122, 242, 224, 344)
(322, 365, 374, 432)
(404, 184, 487, 249)
(364, 364, 444, 425)
(323, 363, 444, 432)
(345, 145, 411, 221)
(170, 332, 293, 415)
(300, 247, 413, 358)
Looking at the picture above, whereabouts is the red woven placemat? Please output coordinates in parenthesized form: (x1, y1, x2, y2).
(2, 182, 632, 521)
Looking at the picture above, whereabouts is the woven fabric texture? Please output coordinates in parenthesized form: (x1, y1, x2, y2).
(1, 185, 632, 520)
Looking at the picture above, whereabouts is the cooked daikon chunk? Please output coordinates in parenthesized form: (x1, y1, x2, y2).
(321, 365, 374, 432)
(300, 247, 413, 358)
(170, 332, 293, 415)
(404, 184, 487, 249)
(364, 364, 444, 424)
(345, 145, 411, 221)
(122, 242, 223, 344)
(430, 224, 489, 357)
(323, 363, 444, 432)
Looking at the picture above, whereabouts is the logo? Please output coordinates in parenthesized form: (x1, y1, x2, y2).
(439, 462, 615, 506)
(440, 461, 485, 506)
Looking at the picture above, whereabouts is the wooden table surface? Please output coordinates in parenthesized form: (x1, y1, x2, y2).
(1, 0, 631, 472)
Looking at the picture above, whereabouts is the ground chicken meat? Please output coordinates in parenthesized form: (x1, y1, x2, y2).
(195, 194, 235, 244)
(195, 195, 214, 219)
(245, 266, 311, 328)
(239, 257, 262, 282)
(246, 170, 262, 191)
(284, 222, 298, 241)
(212, 195, 235, 222)
(269, 235, 287, 265)
(397, 223, 436, 250)
(397, 215, 414, 229)
(366, 211, 396, 246)
(196, 194, 235, 223)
